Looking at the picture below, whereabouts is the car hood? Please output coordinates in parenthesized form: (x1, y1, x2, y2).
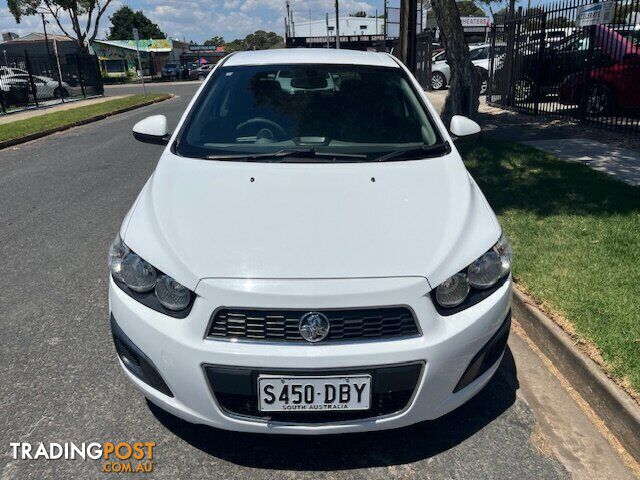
(123, 150, 501, 290)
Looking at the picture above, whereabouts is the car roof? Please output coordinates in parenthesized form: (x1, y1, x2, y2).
(223, 48, 399, 68)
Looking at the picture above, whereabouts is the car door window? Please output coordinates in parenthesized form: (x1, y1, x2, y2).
(469, 48, 489, 60)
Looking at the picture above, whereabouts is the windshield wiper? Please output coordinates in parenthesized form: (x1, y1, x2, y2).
(372, 142, 451, 162)
(206, 148, 367, 162)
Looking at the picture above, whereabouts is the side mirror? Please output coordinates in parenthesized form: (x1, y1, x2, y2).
(132, 115, 170, 145)
(449, 115, 481, 142)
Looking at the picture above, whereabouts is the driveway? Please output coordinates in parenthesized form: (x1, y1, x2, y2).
(0, 83, 634, 479)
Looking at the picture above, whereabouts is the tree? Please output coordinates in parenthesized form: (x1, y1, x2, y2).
(107, 6, 166, 40)
(224, 39, 245, 52)
(456, 1, 485, 16)
(8, 0, 113, 52)
(243, 30, 283, 50)
(204, 36, 225, 46)
(349, 11, 368, 17)
(430, 0, 480, 123)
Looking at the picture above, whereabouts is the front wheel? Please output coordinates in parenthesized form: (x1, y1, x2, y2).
(54, 87, 69, 99)
(431, 71, 446, 90)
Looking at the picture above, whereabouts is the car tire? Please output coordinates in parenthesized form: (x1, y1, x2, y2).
(54, 87, 69, 99)
(198, 74, 206, 81)
(431, 72, 446, 90)
(582, 83, 614, 116)
(514, 77, 535, 103)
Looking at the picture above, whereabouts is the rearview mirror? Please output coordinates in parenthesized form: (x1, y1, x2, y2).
(132, 115, 170, 145)
(449, 115, 481, 142)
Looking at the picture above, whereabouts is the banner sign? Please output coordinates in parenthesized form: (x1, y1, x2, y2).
(460, 17, 490, 27)
(576, 2, 615, 27)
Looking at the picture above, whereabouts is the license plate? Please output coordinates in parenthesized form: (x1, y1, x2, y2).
(258, 375, 371, 412)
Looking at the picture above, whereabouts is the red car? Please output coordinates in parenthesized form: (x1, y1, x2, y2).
(559, 27, 640, 115)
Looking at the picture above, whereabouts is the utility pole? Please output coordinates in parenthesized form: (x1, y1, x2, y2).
(335, 0, 340, 49)
(399, 0, 417, 72)
(326, 13, 331, 48)
(133, 28, 147, 97)
(286, 1, 291, 38)
(41, 13, 51, 57)
(284, 16, 289, 43)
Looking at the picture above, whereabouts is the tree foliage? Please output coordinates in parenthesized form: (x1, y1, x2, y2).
(349, 11, 368, 17)
(107, 6, 166, 40)
(224, 39, 246, 52)
(456, 1, 485, 16)
(243, 30, 283, 50)
(204, 36, 225, 46)
(7, 0, 113, 52)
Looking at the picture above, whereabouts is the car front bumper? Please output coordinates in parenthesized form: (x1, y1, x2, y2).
(109, 275, 512, 434)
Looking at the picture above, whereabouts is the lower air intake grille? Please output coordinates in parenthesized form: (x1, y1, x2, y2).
(204, 363, 422, 423)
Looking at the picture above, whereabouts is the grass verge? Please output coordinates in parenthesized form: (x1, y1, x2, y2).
(461, 137, 640, 396)
(0, 94, 170, 144)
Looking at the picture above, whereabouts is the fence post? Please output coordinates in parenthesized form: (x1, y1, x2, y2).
(24, 50, 39, 108)
(487, 22, 497, 102)
(533, 11, 546, 116)
(76, 54, 86, 98)
(425, 30, 432, 91)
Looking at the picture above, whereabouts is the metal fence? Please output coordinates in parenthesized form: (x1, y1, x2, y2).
(1, 51, 104, 114)
(487, 0, 640, 132)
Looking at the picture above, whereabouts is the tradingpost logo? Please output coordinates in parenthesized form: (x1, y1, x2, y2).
(9, 441, 156, 474)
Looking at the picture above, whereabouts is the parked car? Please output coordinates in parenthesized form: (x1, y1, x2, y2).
(0, 66, 29, 78)
(189, 63, 214, 80)
(559, 52, 640, 115)
(0, 77, 30, 108)
(109, 48, 513, 435)
(161, 63, 181, 80)
(506, 25, 629, 103)
(1, 74, 70, 99)
(431, 43, 506, 94)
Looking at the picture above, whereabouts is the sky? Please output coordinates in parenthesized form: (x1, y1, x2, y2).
(0, 0, 390, 43)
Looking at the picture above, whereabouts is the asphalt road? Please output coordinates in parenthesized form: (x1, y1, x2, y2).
(0, 82, 618, 479)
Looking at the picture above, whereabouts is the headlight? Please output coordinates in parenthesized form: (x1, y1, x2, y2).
(433, 233, 512, 314)
(155, 275, 191, 311)
(435, 273, 470, 307)
(108, 235, 194, 317)
(120, 253, 157, 292)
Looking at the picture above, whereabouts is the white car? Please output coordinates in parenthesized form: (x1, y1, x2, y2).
(108, 48, 513, 435)
(431, 44, 506, 93)
(0, 66, 29, 77)
(1, 73, 71, 99)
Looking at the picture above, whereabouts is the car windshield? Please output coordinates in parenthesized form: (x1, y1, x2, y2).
(176, 63, 443, 162)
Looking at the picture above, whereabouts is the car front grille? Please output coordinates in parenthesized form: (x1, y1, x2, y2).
(207, 307, 420, 342)
(204, 363, 422, 423)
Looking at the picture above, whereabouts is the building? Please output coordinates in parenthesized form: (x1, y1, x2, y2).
(426, 16, 491, 43)
(291, 16, 385, 38)
(90, 39, 198, 78)
(180, 45, 228, 66)
(0, 33, 79, 57)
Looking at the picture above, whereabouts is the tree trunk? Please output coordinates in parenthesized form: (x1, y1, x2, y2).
(430, 0, 480, 125)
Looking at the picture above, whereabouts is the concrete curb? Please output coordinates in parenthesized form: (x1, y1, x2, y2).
(512, 288, 640, 463)
(0, 94, 173, 150)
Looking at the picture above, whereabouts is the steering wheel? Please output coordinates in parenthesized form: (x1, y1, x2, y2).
(236, 117, 287, 141)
